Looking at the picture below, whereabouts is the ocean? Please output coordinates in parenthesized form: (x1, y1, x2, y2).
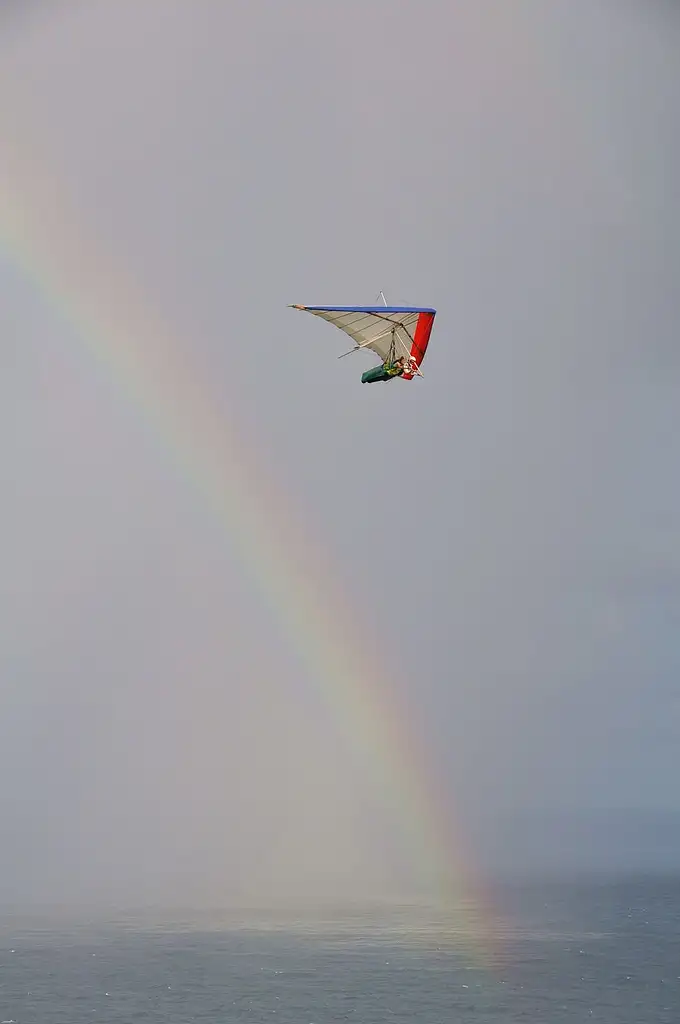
(1, 876, 678, 1022)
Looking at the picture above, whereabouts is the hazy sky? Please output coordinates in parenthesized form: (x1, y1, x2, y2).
(1, 0, 679, 907)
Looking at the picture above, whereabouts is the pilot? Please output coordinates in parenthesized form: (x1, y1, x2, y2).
(361, 355, 405, 384)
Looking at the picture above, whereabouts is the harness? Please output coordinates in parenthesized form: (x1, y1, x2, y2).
(383, 330, 405, 376)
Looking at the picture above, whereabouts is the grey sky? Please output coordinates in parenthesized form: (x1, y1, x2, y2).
(1, 0, 679, 906)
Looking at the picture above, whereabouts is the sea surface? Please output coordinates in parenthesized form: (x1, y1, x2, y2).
(0, 876, 678, 1022)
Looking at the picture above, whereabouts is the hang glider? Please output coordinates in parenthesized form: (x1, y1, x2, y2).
(290, 296, 436, 383)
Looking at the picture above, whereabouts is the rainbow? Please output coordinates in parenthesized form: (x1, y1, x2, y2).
(0, 124, 497, 960)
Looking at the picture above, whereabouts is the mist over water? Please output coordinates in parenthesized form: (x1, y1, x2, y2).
(1, 877, 679, 1023)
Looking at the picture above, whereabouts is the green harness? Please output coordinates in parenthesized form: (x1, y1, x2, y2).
(361, 359, 404, 384)
(361, 332, 405, 383)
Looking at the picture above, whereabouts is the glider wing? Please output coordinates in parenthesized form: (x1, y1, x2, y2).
(290, 304, 436, 379)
